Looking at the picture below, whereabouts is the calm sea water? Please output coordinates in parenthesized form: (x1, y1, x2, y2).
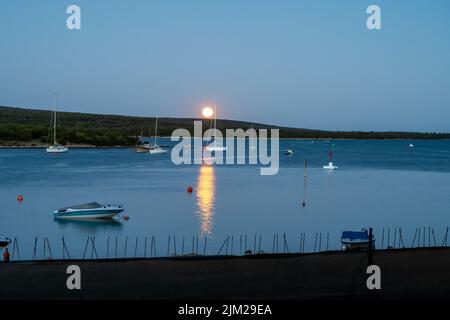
(1, 139, 450, 258)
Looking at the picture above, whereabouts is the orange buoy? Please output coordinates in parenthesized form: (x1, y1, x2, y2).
(124, 215, 130, 221)
(17, 195, 24, 202)
(187, 186, 193, 193)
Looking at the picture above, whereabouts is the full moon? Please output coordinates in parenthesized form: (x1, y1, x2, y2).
(202, 106, 214, 118)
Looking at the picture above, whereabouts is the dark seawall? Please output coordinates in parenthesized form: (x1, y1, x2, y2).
(1, 248, 450, 300)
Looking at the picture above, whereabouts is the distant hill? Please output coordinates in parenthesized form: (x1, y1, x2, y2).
(0, 106, 448, 146)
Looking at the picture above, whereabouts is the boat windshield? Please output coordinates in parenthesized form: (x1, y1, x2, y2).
(58, 202, 103, 211)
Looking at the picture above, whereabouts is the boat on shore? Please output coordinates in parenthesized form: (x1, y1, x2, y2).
(0, 234, 11, 247)
(341, 229, 375, 251)
(53, 202, 124, 220)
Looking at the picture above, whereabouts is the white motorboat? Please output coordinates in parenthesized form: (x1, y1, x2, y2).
(46, 94, 68, 153)
(285, 149, 294, 156)
(53, 202, 124, 219)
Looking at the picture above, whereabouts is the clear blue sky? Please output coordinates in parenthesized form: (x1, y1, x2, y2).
(1, 0, 449, 131)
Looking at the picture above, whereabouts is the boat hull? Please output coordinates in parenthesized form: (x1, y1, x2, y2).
(53, 208, 123, 220)
(148, 148, 167, 154)
(46, 147, 68, 153)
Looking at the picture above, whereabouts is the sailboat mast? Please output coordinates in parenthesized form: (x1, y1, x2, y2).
(214, 104, 217, 146)
(54, 94, 57, 145)
(154, 116, 158, 146)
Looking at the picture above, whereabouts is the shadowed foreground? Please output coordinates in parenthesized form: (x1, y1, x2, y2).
(1, 248, 450, 300)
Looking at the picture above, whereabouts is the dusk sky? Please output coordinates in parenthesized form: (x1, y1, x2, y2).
(1, 0, 449, 131)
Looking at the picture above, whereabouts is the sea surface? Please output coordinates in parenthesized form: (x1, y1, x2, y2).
(1, 139, 450, 259)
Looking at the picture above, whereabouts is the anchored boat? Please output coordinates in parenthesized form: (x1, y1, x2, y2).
(46, 94, 69, 153)
(53, 202, 124, 219)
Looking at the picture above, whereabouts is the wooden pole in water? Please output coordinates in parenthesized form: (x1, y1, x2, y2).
(244, 234, 247, 252)
(258, 235, 262, 254)
(32, 237, 37, 261)
(411, 228, 418, 248)
(393, 227, 397, 249)
(135, 237, 139, 258)
(253, 234, 257, 254)
(167, 236, 170, 257)
(318, 233, 322, 252)
(428, 226, 431, 247)
(302, 233, 306, 253)
(115, 236, 118, 258)
(181, 237, 184, 256)
(368, 228, 373, 265)
(106, 236, 110, 259)
(124, 236, 128, 258)
(196, 236, 199, 255)
(231, 235, 234, 255)
(387, 228, 390, 248)
(203, 236, 207, 255)
(277, 233, 278, 253)
(144, 237, 148, 258)
(381, 228, 385, 249)
(326, 233, 329, 251)
(82, 237, 89, 260)
(423, 226, 425, 247)
(432, 229, 437, 247)
(314, 233, 318, 252)
(173, 236, 177, 256)
(272, 234, 275, 253)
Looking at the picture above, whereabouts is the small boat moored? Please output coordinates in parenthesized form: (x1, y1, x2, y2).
(341, 229, 375, 251)
(284, 149, 295, 156)
(53, 202, 124, 220)
(0, 234, 11, 247)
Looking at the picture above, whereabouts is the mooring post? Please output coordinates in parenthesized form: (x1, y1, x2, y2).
(314, 233, 318, 252)
(368, 228, 373, 266)
(32, 237, 37, 261)
(134, 237, 139, 258)
(203, 236, 207, 256)
(82, 236, 89, 260)
(144, 237, 147, 258)
(411, 227, 418, 248)
(106, 236, 110, 259)
(167, 236, 170, 257)
(181, 237, 185, 256)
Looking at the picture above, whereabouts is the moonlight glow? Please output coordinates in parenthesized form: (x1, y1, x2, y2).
(202, 106, 214, 118)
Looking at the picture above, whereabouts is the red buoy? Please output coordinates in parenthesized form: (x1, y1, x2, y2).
(187, 186, 193, 193)
(17, 195, 24, 202)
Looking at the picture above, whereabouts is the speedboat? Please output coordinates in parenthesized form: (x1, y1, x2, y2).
(0, 234, 11, 247)
(53, 202, 124, 219)
(341, 230, 375, 251)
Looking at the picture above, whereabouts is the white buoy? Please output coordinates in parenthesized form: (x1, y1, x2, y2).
(323, 162, 338, 170)
(323, 145, 338, 170)
(409, 143, 414, 148)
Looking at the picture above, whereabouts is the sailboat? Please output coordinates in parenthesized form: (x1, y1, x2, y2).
(46, 95, 68, 153)
(323, 145, 338, 170)
(148, 116, 167, 154)
(205, 104, 227, 152)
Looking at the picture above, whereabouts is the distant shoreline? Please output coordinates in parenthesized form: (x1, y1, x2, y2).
(1, 137, 449, 148)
